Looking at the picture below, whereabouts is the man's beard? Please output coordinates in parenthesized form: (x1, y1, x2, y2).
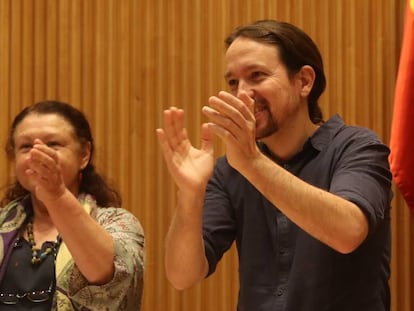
(256, 120, 278, 140)
(254, 104, 278, 140)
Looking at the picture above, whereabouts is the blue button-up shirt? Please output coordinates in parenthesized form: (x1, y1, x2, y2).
(203, 114, 392, 311)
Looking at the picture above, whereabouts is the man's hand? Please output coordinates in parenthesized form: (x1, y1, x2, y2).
(156, 107, 215, 195)
(203, 91, 259, 171)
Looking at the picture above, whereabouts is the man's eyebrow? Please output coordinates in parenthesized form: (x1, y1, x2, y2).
(224, 71, 232, 80)
(224, 64, 264, 80)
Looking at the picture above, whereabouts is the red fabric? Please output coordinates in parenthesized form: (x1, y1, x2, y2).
(389, 0, 414, 213)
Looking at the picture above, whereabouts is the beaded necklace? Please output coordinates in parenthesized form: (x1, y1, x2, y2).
(26, 220, 62, 265)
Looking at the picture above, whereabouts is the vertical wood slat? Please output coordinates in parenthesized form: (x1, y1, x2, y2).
(0, 0, 10, 182)
(21, 0, 33, 106)
(69, 0, 81, 110)
(9, 0, 22, 114)
(33, 0, 45, 102)
(57, 0, 69, 100)
(0, 1, 411, 310)
(45, 0, 57, 99)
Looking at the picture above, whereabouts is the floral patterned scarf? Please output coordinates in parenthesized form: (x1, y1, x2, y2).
(0, 196, 31, 281)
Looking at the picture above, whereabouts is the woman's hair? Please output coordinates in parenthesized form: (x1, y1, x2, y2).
(2, 100, 122, 207)
(225, 19, 326, 124)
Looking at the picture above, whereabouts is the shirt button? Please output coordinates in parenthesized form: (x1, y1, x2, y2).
(279, 248, 286, 254)
(277, 289, 283, 296)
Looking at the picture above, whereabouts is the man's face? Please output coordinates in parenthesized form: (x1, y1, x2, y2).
(224, 37, 303, 140)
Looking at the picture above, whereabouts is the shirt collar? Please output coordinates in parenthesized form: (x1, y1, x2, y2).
(258, 114, 345, 164)
(309, 114, 346, 151)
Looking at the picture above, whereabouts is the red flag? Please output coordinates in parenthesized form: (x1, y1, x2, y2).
(389, 0, 414, 213)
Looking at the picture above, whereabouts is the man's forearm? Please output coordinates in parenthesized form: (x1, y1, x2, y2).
(164, 191, 209, 290)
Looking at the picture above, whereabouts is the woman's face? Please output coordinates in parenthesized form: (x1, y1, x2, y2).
(12, 113, 90, 196)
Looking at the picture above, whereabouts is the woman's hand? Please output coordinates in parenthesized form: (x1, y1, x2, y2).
(25, 138, 66, 203)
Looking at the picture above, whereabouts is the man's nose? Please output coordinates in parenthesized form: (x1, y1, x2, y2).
(236, 80, 255, 98)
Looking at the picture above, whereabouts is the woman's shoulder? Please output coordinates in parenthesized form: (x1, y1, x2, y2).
(80, 193, 144, 234)
(0, 196, 30, 218)
(97, 205, 143, 233)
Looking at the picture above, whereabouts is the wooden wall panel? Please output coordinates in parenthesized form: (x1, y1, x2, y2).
(0, 0, 411, 310)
